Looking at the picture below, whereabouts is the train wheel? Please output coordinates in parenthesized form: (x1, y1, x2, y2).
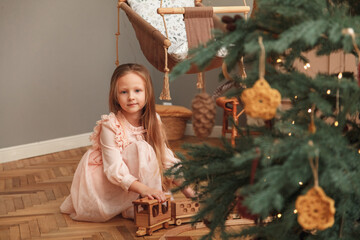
(163, 222, 169, 229)
(175, 219, 182, 226)
(135, 227, 146, 237)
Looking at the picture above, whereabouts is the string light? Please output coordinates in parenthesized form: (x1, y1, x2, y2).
(299, 181, 303, 186)
(334, 121, 339, 127)
(277, 213, 282, 218)
(292, 121, 295, 124)
(288, 132, 292, 136)
(267, 156, 271, 159)
(294, 95, 298, 99)
(308, 108, 312, 113)
(326, 89, 331, 95)
(358, 149, 360, 154)
(338, 72, 343, 79)
(294, 209, 298, 214)
(304, 63, 311, 70)
(276, 58, 282, 63)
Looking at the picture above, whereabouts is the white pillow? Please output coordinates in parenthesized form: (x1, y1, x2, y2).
(127, 0, 195, 60)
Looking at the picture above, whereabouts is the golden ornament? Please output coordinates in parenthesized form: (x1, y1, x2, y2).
(241, 78, 281, 120)
(295, 186, 335, 231)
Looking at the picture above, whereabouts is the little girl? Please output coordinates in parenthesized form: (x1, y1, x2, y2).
(60, 63, 194, 222)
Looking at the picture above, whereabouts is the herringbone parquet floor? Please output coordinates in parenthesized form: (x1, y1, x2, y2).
(0, 136, 231, 240)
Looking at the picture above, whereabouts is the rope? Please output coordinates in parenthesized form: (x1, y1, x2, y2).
(115, 1, 121, 66)
(243, 0, 248, 20)
(222, 62, 233, 81)
(159, 46, 171, 100)
(258, 36, 265, 79)
(308, 141, 319, 187)
(238, 57, 247, 79)
(197, 72, 205, 91)
(160, 0, 170, 40)
(309, 104, 316, 133)
(336, 78, 341, 115)
(159, 0, 171, 100)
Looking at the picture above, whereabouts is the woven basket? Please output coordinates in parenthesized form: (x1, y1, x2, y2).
(161, 116, 188, 140)
(156, 105, 192, 140)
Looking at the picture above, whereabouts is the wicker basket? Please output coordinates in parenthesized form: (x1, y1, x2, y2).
(156, 105, 192, 140)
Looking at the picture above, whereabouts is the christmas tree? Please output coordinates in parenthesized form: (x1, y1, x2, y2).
(167, 0, 360, 239)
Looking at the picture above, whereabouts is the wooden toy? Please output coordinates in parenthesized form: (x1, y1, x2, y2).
(171, 199, 200, 226)
(133, 195, 172, 236)
(133, 196, 200, 236)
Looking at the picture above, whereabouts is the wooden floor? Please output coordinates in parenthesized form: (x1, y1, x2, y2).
(0, 136, 230, 240)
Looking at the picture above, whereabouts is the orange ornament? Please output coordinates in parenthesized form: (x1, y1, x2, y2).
(295, 186, 335, 231)
(241, 78, 281, 120)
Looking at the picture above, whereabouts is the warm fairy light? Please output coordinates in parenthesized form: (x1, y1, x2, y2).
(292, 121, 295, 124)
(326, 89, 331, 95)
(288, 132, 292, 136)
(299, 181, 303, 186)
(338, 72, 343, 79)
(276, 58, 282, 63)
(294, 209, 298, 214)
(267, 156, 271, 159)
(308, 108, 312, 113)
(294, 96, 298, 99)
(304, 63, 311, 70)
(277, 213, 282, 218)
(334, 121, 339, 127)
(358, 149, 360, 154)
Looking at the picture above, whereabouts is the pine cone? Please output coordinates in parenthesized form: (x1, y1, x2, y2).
(191, 93, 216, 138)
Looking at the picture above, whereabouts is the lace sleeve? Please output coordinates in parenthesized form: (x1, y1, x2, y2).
(98, 113, 136, 191)
(89, 113, 130, 153)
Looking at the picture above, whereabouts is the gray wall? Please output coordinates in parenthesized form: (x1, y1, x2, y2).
(0, 0, 252, 148)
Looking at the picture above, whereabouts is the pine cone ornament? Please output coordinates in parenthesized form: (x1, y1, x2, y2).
(192, 93, 216, 138)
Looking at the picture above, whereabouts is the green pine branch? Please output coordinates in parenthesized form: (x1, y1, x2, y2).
(167, 0, 360, 239)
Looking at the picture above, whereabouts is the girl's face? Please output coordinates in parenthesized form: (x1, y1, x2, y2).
(116, 72, 146, 120)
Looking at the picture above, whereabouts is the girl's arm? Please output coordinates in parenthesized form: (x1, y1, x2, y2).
(156, 114, 196, 198)
(173, 179, 196, 198)
(161, 145, 196, 198)
(128, 181, 167, 202)
(100, 121, 138, 191)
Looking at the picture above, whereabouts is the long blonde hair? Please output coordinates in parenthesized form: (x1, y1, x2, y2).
(109, 63, 169, 188)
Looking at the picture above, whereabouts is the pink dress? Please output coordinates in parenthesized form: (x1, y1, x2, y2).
(60, 112, 179, 222)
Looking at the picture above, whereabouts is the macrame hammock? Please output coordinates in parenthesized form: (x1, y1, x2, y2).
(116, 0, 250, 100)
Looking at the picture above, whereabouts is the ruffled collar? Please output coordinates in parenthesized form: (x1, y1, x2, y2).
(116, 111, 146, 135)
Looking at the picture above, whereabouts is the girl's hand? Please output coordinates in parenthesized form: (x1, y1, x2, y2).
(172, 179, 196, 199)
(181, 186, 196, 198)
(141, 187, 166, 202)
(129, 181, 166, 202)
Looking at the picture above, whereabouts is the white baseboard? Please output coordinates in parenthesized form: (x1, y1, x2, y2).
(185, 123, 223, 138)
(0, 124, 224, 164)
(0, 133, 92, 164)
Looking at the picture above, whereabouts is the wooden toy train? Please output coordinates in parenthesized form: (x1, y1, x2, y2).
(133, 195, 200, 236)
